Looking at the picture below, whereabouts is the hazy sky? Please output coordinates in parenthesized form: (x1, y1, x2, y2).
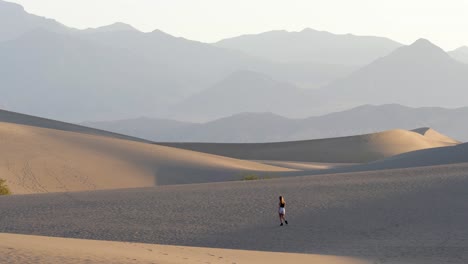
(9, 0, 468, 50)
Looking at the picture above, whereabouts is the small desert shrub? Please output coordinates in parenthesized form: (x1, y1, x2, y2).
(0, 179, 11, 195)
(242, 174, 260, 181)
(241, 174, 273, 181)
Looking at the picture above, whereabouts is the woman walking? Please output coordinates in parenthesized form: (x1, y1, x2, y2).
(278, 196, 288, 226)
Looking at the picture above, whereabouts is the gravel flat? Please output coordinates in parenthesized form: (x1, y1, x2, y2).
(1, 163, 468, 263)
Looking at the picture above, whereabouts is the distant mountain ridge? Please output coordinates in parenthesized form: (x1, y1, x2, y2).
(449, 46, 468, 64)
(0, 0, 367, 121)
(317, 39, 468, 113)
(2, 0, 468, 123)
(0, 28, 184, 121)
(0, 0, 69, 42)
(215, 28, 402, 65)
(83, 104, 468, 143)
(82, 22, 139, 33)
(168, 70, 317, 121)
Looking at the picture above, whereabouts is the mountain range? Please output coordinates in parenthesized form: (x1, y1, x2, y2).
(316, 38, 468, 113)
(0, 29, 184, 121)
(1, 0, 468, 124)
(169, 37, 468, 120)
(167, 70, 318, 121)
(214, 28, 402, 65)
(0, 0, 358, 121)
(449, 46, 468, 64)
(0, 0, 68, 42)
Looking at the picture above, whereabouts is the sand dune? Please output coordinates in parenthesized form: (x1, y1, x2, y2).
(0, 122, 291, 194)
(0, 233, 369, 264)
(356, 142, 468, 171)
(2, 163, 468, 263)
(0, 109, 150, 143)
(298, 129, 468, 175)
(250, 128, 467, 177)
(0, 113, 461, 195)
(161, 128, 459, 163)
(310, 141, 468, 175)
(411, 127, 460, 144)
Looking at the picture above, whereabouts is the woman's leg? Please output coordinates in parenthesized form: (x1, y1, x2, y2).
(279, 214, 284, 226)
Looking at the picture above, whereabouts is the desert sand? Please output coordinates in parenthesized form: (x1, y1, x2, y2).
(0, 111, 461, 195)
(309, 142, 468, 175)
(3, 112, 461, 195)
(2, 163, 468, 263)
(358, 142, 468, 170)
(161, 128, 459, 163)
(2, 4, 468, 263)
(0, 121, 291, 194)
(0, 233, 370, 264)
(1, 113, 468, 263)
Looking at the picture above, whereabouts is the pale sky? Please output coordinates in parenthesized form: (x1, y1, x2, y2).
(8, 0, 468, 50)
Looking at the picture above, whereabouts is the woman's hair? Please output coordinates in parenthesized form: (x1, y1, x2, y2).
(279, 196, 285, 205)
